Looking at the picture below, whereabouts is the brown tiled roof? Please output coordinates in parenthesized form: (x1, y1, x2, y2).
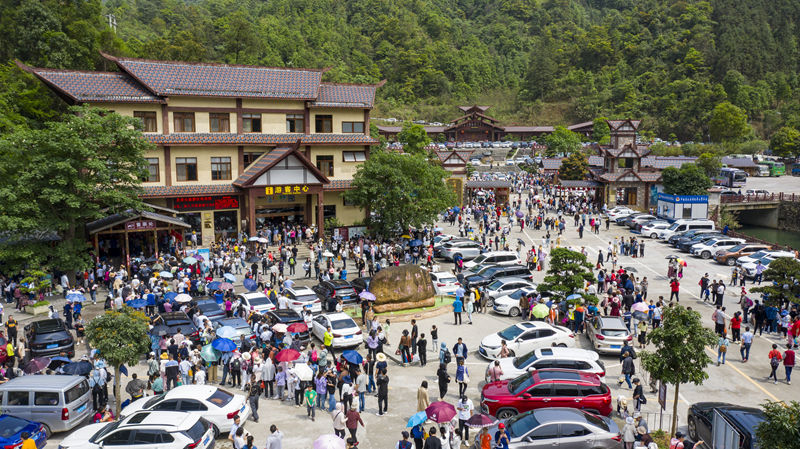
(606, 119, 641, 131)
(503, 126, 555, 133)
(721, 157, 759, 168)
(143, 133, 377, 146)
(18, 63, 162, 103)
(641, 156, 696, 169)
(541, 158, 563, 170)
(324, 179, 353, 190)
(458, 106, 491, 112)
(310, 83, 378, 108)
(233, 145, 328, 187)
(435, 150, 473, 165)
(588, 155, 604, 166)
(141, 184, 239, 198)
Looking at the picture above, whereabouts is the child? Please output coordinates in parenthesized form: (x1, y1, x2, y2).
(275, 366, 286, 401)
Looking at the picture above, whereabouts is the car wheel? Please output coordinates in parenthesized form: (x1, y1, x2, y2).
(702, 251, 711, 260)
(212, 424, 220, 439)
(42, 424, 52, 438)
(557, 343, 567, 347)
(688, 416, 698, 441)
(509, 307, 520, 317)
(485, 299, 494, 308)
(727, 258, 736, 266)
(496, 408, 518, 419)
(650, 233, 658, 239)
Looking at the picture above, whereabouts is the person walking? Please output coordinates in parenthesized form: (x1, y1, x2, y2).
(621, 351, 635, 389)
(632, 378, 645, 411)
(465, 297, 474, 325)
(717, 333, 729, 365)
(784, 344, 795, 385)
(265, 425, 283, 449)
(345, 405, 364, 443)
(456, 394, 474, 442)
(304, 384, 317, 421)
(377, 368, 389, 416)
(246, 374, 262, 423)
(332, 403, 347, 439)
(417, 381, 430, 411)
(455, 359, 470, 396)
(453, 296, 463, 325)
(768, 344, 782, 384)
(669, 278, 680, 302)
(436, 363, 451, 399)
(740, 327, 754, 362)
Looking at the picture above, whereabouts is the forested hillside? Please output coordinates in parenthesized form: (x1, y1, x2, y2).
(1, 0, 799, 142)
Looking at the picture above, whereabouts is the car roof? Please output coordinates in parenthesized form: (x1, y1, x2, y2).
(121, 411, 197, 429)
(239, 292, 268, 298)
(532, 369, 601, 384)
(32, 319, 66, 332)
(159, 312, 190, 321)
(161, 385, 220, 399)
(693, 402, 765, 428)
(0, 374, 85, 390)
(325, 280, 352, 286)
(268, 309, 302, 320)
(535, 347, 600, 361)
(533, 407, 595, 424)
(324, 312, 354, 321)
(493, 277, 530, 284)
(218, 318, 249, 327)
(597, 316, 628, 329)
(432, 272, 456, 277)
(288, 286, 316, 294)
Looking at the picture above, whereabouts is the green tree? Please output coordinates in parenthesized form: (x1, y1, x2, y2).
(769, 126, 800, 159)
(397, 121, 431, 156)
(537, 248, 598, 305)
(756, 400, 800, 449)
(709, 102, 751, 142)
(344, 149, 455, 237)
(592, 117, 610, 144)
(661, 164, 713, 195)
(85, 308, 151, 417)
(640, 306, 717, 436)
(0, 106, 150, 274)
(559, 152, 589, 180)
(545, 126, 582, 157)
(695, 152, 722, 178)
(750, 257, 800, 306)
(717, 207, 741, 231)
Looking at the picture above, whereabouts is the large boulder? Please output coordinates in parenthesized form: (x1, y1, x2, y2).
(370, 265, 436, 313)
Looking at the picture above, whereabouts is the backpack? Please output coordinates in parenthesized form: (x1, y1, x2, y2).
(443, 351, 452, 364)
(232, 358, 242, 371)
(770, 355, 780, 367)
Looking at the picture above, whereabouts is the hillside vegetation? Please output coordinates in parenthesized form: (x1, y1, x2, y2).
(1, 0, 799, 142)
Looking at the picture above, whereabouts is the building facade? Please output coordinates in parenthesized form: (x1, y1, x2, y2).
(22, 54, 382, 246)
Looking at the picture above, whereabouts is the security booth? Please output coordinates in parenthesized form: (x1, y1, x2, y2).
(656, 193, 709, 220)
(465, 180, 512, 205)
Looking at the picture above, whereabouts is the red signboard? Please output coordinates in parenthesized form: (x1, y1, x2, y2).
(173, 195, 240, 211)
(125, 220, 156, 230)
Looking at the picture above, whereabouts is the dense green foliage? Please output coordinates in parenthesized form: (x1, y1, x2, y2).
(2, 0, 800, 142)
(397, 122, 432, 156)
(662, 164, 713, 195)
(544, 126, 582, 156)
(537, 248, 598, 305)
(559, 152, 589, 180)
(756, 401, 800, 449)
(751, 258, 800, 307)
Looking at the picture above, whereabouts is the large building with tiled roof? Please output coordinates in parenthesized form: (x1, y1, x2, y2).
(20, 54, 382, 245)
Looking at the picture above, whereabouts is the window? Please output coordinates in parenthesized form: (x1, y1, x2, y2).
(34, 391, 60, 406)
(179, 400, 207, 411)
(560, 424, 591, 437)
(211, 157, 232, 180)
(552, 384, 579, 397)
(618, 158, 634, 168)
(146, 158, 160, 182)
(153, 399, 180, 411)
(528, 424, 560, 440)
(243, 152, 264, 168)
(242, 113, 262, 133)
(176, 157, 198, 181)
(315, 115, 332, 133)
(209, 113, 230, 133)
(317, 155, 334, 177)
(66, 381, 89, 404)
(173, 112, 195, 132)
(286, 114, 304, 133)
(134, 111, 157, 132)
(7, 391, 29, 406)
(133, 430, 173, 444)
(103, 430, 133, 445)
(342, 121, 365, 133)
(342, 151, 367, 162)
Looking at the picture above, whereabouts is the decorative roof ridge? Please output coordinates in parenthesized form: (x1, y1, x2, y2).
(319, 80, 387, 88)
(16, 62, 122, 77)
(100, 52, 327, 73)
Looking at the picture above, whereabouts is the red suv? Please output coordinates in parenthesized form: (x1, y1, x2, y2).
(0, 334, 7, 364)
(481, 369, 612, 419)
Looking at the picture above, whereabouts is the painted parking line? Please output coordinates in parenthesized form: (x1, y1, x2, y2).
(703, 346, 780, 402)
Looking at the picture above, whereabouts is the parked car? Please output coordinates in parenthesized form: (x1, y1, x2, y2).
(24, 318, 75, 358)
(606, 207, 635, 221)
(640, 221, 671, 238)
(472, 408, 621, 449)
(0, 414, 47, 448)
(585, 316, 633, 355)
(119, 385, 250, 435)
(492, 287, 539, 317)
(690, 237, 746, 259)
(479, 322, 575, 359)
(264, 309, 311, 345)
(625, 214, 657, 229)
(484, 278, 537, 304)
(658, 219, 715, 240)
(430, 271, 461, 296)
(194, 298, 226, 324)
(740, 255, 782, 278)
(350, 277, 371, 295)
(737, 250, 796, 266)
(465, 265, 533, 288)
(235, 292, 276, 314)
(687, 402, 765, 449)
(486, 347, 604, 382)
(714, 244, 774, 266)
(676, 233, 723, 252)
(57, 411, 216, 449)
(439, 240, 482, 261)
(215, 318, 255, 348)
(312, 280, 358, 311)
(463, 251, 522, 269)
(150, 312, 201, 346)
(667, 229, 718, 247)
(283, 286, 323, 314)
(480, 369, 613, 418)
(0, 375, 92, 434)
(310, 312, 363, 348)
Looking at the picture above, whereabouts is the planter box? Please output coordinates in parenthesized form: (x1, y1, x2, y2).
(27, 304, 49, 315)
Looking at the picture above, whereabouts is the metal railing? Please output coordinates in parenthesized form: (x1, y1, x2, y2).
(719, 192, 800, 203)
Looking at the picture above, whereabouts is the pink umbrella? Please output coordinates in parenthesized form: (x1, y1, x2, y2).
(425, 401, 457, 423)
(631, 302, 649, 313)
(287, 322, 308, 333)
(219, 282, 234, 290)
(313, 435, 345, 449)
(275, 349, 300, 362)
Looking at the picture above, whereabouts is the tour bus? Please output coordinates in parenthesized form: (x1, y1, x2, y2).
(713, 167, 747, 188)
(757, 160, 785, 176)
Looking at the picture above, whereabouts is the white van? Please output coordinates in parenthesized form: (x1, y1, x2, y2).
(463, 250, 522, 269)
(0, 375, 92, 433)
(658, 219, 715, 240)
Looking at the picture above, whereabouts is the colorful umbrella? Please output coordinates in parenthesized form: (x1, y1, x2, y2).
(66, 292, 85, 303)
(220, 282, 234, 290)
(183, 256, 198, 265)
(287, 322, 308, 333)
(407, 411, 428, 427)
(216, 326, 239, 339)
(531, 303, 549, 319)
(275, 349, 300, 362)
(401, 234, 412, 239)
(125, 298, 146, 309)
(425, 401, 457, 423)
(223, 273, 236, 282)
(631, 302, 649, 313)
(566, 293, 583, 301)
(677, 258, 688, 267)
(164, 292, 177, 301)
(24, 357, 50, 374)
(207, 281, 221, 291)
(211, 337, 236, 352)
(466, 413, 498, 428)
(322, 251, 334, 258)
(313, 435, 345, 449)
(159, 271, 174, 279)
(174, 293, 192, 303)
(243, 278, 258, 292)
(200, 344, 221, 362)
(342, 350, 363, 365)
(358, 291, 376, 301)
(408, 239, 423, 247)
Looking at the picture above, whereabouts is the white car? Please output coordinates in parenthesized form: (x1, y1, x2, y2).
(284, 286, 323, 314)
(311, 312, 363, 348)
(606, 207, 635, 221)
(463, 251, 522, 269)
(120, 385, 250, 434)
(640, 222, 671, 239)
(439, 240, 482, 261)
(689, 237, 745, 259)
(491, 287, 538, 317)
(484, 278, 536, 303)
(737, 250, 795, 266)
(485, 347, 604, 382)
(58, 411, 215, 449)
(235, 292, 275, 314)
(430, 271, 461, 296)
(478, 321, 575, 359)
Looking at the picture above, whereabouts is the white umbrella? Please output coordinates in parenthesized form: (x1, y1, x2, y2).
(216, 326, 238, 339)
(174, 293, 192, 303)
(313, 435, 345, 449)
(293, 363, 313, 381)
(271, 323, 288, 333)
(322, 251, 334, 257)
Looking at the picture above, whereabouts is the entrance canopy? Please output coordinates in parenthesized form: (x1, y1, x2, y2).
(233, 143, 329, 188)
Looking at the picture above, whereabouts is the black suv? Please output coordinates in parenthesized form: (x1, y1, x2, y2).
(465, 264, 532, 288)
(688, 402, 765, 449)
(312, 280, 358, 311)
(265, 309, 311, 346)
(25, 318, 75, 358)
(150, 311, 202, 346)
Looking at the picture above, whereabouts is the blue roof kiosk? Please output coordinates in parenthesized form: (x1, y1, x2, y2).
(657, 193, 709, 220)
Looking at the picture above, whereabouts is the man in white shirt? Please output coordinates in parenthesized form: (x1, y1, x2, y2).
(179, 358, 192, 386)
(457, 394, 474, 441)
(277, 295, 289, 310)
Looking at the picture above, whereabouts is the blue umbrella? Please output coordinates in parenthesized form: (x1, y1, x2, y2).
(51, 356, 70, 363)
(223, 273, 236, 282)
(211, 337, 236, 352)
(60, 360, 92, 376)
(407, 411, 428, 428)
(164, 292, 177, 301)
(207, 281, 221, 291)
(126, 298, 146, 309)
(566, 294, 583, 301)
(243, 278, 258, 292)
(342, 350, 363, 365)
(119, 364, 128, 376)
(66, 292, 84, 303)
(408, 239, 423, 247)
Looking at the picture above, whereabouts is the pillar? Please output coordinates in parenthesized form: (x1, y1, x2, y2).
(93, 234, 99, 264)
(305, 194, 312, 225)
(153, 230, 159, 256)
(248, 188, 257, 236)
(317, 191, 324, 239)
(124, 229, 130, 271)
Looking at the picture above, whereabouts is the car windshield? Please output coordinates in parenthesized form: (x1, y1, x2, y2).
(185, 419, 207, 441)
(727, 244, 746, 252)
(512, 351, 538, 369)
(207, 388, 234, 407)
(143, 394, 165, 409)
(91, 421, 121, 443)
(602, 328, 629, 337)
(0, 416, 30, 437)
(198, 302, 221, 313)
(294, 294, 318, 303)
(509, 290, 528, 300)
(498, 325, 525, 341)
(331, 319, 355, 330)
(247, 296, 272, 306)
(507, 412, 540, 439)
(667, 222, 682, 230)
(482, 267, 502, 277)
(488, 280, 505, 290)
(471, 254, 488, 264)
(438, 277, 457, 284)
(748, 251, 768, 260)
(508, 373, 536, 395)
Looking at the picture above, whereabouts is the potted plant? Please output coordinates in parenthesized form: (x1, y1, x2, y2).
(20, 270, 52, 315)
(29, 300, 51, 315)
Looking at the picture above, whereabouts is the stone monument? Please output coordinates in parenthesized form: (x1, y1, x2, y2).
(370, 264, 436, 313)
